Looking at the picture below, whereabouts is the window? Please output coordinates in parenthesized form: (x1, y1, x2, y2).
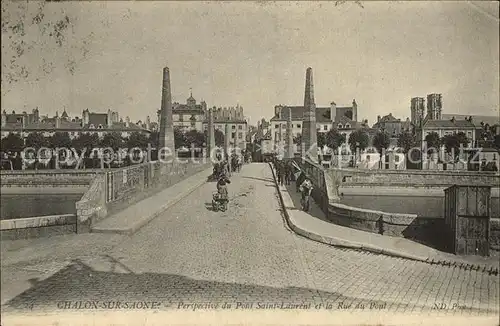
(297, 124, 301, 128)
(238, 132, 243, 139)
(338, 124, 343, 129)
(275, 124, 279, 129)
(345, 124, 351, 128)
(89, 124, 95, 129)
(98, 124, 103, 129)
(323, 125, 328, 131)
(232, 125, 236, 129)
(190, 121, 195, 127)
(238, 125, 243, 130)
(395, 155, 400, 162)
(179, 115, 183, 122)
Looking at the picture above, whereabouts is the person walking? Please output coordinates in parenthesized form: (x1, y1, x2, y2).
(279, 161, 286, 186)
(284, 162, 291, 185)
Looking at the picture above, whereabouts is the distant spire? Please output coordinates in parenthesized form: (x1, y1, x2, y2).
(190, 87, 192, 97)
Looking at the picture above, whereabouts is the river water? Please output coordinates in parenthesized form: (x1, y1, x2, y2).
(1, 194, 83, 220)
(340, 195, 500, 218)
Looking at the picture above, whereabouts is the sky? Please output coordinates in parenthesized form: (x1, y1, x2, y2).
(1, 1, 499, 126)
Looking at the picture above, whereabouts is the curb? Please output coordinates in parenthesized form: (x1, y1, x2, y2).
(268, 163, 499, 274)
(92, 170, 211, 236)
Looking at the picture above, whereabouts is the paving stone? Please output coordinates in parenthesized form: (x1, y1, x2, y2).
(1, 164, 498, 317)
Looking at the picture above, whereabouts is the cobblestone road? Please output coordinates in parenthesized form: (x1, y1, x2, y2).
(2, 164, 499, 317)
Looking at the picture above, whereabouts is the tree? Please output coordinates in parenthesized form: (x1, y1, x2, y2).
(317, 131, 326, 149)
(348, 129, 369, 166)
(72, 133, 99, 156)
(424, 132, 441, 154)
(348, 129, 369, 153)
(174, 128, 186, 148)
(25, 132, 48, 150)
(373, 131, 391, 167)
(1, 133, 24, 153)
(397, 132, 417, 154)
(325, 129, 346, 153)
(25, 131, 49, 169)
(127, 132, 149, 150)
(441, 132, 469, 162)
(99, 132, 123, 151)
(1, 1, 95, 95)
(214, 129, 224, 147)
(184, 130, 205, 148)
(71, 132, 99, 168)
(148, 131, 159, 149)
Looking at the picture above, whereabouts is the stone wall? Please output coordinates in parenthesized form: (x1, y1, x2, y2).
(330, 168, 499, 188)
(0, 214, 76, 240)
(327, 203, 444, 246)
(295, 158, 498, 253)
(75, 174, 107, 233)
(0, 170, 100, 187)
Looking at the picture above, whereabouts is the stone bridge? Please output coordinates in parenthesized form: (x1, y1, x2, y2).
(1, 163, 499, 319)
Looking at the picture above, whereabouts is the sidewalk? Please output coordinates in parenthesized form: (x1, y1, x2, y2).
(270, 166, 499, 271)
(91, 166, 213, 235)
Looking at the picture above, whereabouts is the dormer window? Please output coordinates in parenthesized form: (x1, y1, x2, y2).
(98, 124, 103, 129)
(338, 124, 343, 129)
(89, 124, 95, 129)
(345, 123, 351, 128)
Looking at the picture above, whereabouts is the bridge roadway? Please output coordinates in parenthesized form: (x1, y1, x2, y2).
(2, 163, 499, 316)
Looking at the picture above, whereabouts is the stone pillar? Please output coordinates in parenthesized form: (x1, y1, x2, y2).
(158, 67, 175, 157)
(224, 123, 231, 157)
(225, 123, 232, 174)
(301, 67, 318, 161)
(207, 108, 216, 159)
(286, 107, 294, 159)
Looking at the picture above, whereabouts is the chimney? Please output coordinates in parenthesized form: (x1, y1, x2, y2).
(146, 116, 151, 130)
(82, 109, 89, 125)
(125, 116, 130, 128)
(1, 110, 6, 127)
(33, 107, 40, 122)
(450, 116, 456, 123)
(107, 109, 113, 128)
(352, 99, 358, 122)
(55, 115, 61, 129)
(274, 105, 281, 118)
(377, 115, 381, 123)
(330, 101, 337, 122)
(22, 112, 28, 128)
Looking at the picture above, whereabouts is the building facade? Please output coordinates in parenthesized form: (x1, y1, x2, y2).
(202, 119, 247, 150)
(1, 108, 150, 140)
(157, 92, 207, 132)
(269, 99, 360, 152)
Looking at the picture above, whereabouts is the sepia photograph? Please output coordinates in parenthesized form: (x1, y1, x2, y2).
(1, 1, 499, 325)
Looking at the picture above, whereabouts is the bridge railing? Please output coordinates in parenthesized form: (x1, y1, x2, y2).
(76, 159, 211, 232)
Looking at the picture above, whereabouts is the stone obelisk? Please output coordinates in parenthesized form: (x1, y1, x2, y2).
(158, 67, 175, 156)
(286, 107, 294, 159)
(207, 108, 216, 159)
(301, 67, 317, 162)
(224, 123, 232, 174)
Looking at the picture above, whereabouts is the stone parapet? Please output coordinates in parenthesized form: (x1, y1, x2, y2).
(0, 170, 99, 186)
(75, 159, 211, 233)
(294, 157, 499, 252)
(0, 214, 77, 240)
(330, 168, 499, 187)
